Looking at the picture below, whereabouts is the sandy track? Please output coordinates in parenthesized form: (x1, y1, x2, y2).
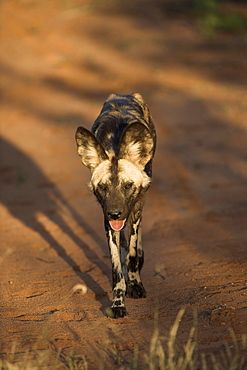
(1, 1, 247, 368)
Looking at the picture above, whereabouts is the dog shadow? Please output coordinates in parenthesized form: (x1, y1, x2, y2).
(0, 136, 112, 313)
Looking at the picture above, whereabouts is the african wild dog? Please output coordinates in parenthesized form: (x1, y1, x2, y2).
(75, 93, 156, 318)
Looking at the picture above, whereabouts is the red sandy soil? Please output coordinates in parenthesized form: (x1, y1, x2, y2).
(0, 1, 247, 368)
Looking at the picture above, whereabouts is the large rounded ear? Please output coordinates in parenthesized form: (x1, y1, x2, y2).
(75, 126, 108, 171)
(118, 122, 154, 169)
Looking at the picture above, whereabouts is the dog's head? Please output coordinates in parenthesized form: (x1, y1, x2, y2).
(75, 122, 154, 231)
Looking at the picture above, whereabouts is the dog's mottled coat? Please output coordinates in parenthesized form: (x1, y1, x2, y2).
(75, 93, 156, 318)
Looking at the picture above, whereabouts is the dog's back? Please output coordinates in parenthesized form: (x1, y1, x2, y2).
(92, 94, 156, 167)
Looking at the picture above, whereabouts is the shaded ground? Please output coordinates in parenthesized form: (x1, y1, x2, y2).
(0, 0, 247, 368)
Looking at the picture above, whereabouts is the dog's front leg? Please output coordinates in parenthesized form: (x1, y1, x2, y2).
(126, 218, 146, 299)
(105, 221, 127, 318)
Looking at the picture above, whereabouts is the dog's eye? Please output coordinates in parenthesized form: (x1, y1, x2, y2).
(124, 182, 133, 190)
(99, 183, 107, 191)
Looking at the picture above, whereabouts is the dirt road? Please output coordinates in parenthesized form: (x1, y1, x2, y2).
(1, 1, 247, 368)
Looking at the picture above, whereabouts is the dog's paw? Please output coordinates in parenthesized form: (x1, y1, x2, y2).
(126, 282, 146, 299)
(106, 306, 127, 319)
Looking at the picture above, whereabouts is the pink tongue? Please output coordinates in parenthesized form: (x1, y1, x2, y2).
(109, 219, 126, 231)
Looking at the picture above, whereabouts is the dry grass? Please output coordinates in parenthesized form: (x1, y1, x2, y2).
(1, 310, 246, 370)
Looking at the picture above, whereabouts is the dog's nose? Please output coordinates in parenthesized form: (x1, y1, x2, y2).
(107, 211, 122, 220)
